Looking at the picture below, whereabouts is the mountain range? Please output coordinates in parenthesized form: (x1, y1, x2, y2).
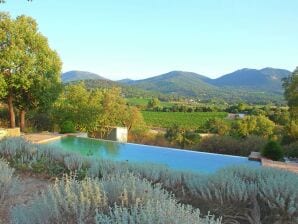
(61, 71, 106, 82)
(61, 67, 291, 103)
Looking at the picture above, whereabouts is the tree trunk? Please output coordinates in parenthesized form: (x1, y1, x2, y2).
(8, 95, 15, 128)
(20, 110, 26, 132)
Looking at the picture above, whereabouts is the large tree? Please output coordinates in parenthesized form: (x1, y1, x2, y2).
(282, 67, 298, 142)
(0, 13, 62, 130)
(53, 84, 144, 137)
(283, 67, 298, 120)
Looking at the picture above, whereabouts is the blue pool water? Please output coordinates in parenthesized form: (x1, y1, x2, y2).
(48, 136, 260, 173)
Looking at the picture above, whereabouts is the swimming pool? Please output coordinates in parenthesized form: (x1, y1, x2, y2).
(48, 136, 260, 173)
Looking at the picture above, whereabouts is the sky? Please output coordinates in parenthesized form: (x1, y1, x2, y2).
(1, 0, 297, 80)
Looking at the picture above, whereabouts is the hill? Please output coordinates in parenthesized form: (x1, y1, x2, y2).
(61, 71, 106, 83)
(121, 71, 216, 97)
(62, 68, 290, 104)
(208, 67, 290, 92)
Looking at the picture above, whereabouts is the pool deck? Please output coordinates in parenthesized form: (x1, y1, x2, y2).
(249, 151, 298, 174)
(24, 132, 65, 144)
(261, 158, 298, 174)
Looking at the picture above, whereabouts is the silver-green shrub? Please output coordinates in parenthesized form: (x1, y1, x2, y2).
(11, 173, 219, 224)
(0, 138, 89, 174)
(64, 154, 84, 171)
(11, 175, 108, 224)
(0, 137, 36, 163)
(186, 166, 298, 224)
(95, 199, 221, 224)
(0, 158, 18, 203)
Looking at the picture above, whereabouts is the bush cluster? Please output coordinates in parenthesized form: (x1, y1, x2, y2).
(197, 135, 267, 156)
(261, 140, 284, 161)
(284, 141, 298, 158)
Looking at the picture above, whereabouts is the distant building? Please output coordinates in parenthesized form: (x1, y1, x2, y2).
(227, 113, 246, 120)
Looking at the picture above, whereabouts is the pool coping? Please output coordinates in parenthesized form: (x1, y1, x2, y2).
(24, 133, 65, 144)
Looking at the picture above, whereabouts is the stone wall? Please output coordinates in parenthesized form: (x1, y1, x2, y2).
(0, 129, 7, 139)
(106, 127, 128, 142)
(0, 128, 21, 139)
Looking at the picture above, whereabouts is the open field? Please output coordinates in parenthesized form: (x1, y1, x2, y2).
(142, 111, 228, 129)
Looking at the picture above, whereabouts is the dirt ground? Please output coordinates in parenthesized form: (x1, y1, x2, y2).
(0, 173, 52, 223)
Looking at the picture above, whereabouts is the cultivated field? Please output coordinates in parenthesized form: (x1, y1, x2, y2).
(142, 111, 228, 129)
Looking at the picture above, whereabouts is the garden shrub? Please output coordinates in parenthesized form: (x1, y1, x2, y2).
(283, 141, 298, 158)
(261, 140, 284, 161)
(27, 112, 53, 132)
(0, 138, 90, 178)
(11, 173, 220, 224)
(0, 107, 9, 127)
(184, 166, 298, 224)
(94, 199, 219, 224)
(0, 158, 18, 203)
(59, 120, 76, 133)
(198, 135, 266, 156)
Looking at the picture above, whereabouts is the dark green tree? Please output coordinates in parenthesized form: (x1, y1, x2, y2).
(0, 13, 62, 131)
(262, 140, 284, 161)
(283, 67, 298, 121)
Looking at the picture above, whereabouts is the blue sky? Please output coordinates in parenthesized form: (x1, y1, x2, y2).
(1, 0, 297, 80)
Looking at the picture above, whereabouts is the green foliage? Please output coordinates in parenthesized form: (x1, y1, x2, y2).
(283, 141, 298, 158)
(147, 97, 160, 109)
(283, 120, 298, 143)
(262, 140, 284, 161)
(0, 13, 62, 129)
(205, 118, 230, 135)
(27, 112, 53, 132)
(198, 135, 267, 156)
(283, 67, 298, 120)
(125, 106, 148, 138)
(142, 111, 227, 129)
(59, 120, 76, 134)
(53, 84, 142, 136)
(53, 83, 101, 132)
(165, 124, 200, 148)
(127, 97, 174, 108)
(234, 115, 276, 138)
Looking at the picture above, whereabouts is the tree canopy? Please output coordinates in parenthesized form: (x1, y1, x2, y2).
(234, 115, 276, 138)
(283, 67, 298, 120)
(53, 83, 145, 136)
(0, 13, 62, 130)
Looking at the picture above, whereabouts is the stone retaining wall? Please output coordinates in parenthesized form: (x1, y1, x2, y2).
(0, 128, 21, 139)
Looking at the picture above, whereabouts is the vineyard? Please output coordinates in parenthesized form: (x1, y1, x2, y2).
(142, 111, 228, 129)
(126, 98, 175, 107)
